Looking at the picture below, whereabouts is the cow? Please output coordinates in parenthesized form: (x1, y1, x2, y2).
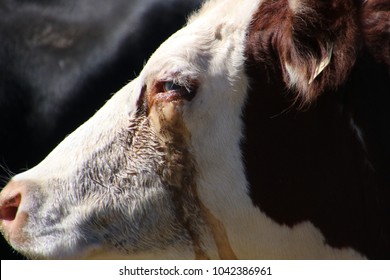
(0, 0, 389, 259)
(0, 0, 202, 259)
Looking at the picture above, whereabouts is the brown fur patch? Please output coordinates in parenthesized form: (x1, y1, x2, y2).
(360, 0, 390, 70)
(243, 0, 390, 259)
(246, 0, 359, 104)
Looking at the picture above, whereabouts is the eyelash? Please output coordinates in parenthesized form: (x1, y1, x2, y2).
(157, 79, 198, 102)
(163, 81, 187, 92)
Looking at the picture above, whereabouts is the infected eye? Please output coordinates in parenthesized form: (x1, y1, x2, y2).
(160, 80, 197, 101)
(163, 81, 185, 92)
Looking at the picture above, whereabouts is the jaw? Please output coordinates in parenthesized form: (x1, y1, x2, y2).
(3, 102, 212, 259)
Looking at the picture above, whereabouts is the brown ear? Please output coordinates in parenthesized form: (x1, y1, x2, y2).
(360, 0, 390, 70)
(246, 0, 359, 104)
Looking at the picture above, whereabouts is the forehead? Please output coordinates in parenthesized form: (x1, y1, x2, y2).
(140, 27, 214, 83)
(140, 0, 262, 81)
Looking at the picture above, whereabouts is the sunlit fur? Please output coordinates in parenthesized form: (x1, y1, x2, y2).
(1, 0, 381, 259)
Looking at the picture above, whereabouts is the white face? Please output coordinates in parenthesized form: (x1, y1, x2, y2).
(0, 0, 260, 259)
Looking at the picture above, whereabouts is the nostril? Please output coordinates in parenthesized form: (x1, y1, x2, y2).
(0, 194, 21, 221)
(1, 205, 19, 221)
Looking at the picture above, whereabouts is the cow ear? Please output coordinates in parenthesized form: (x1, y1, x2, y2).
(247, 0, 359, 104)
(282, 41, 334, 101)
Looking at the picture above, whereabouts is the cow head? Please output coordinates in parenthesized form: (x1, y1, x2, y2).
(1, 0, 385, 259)
(0, 0, 257, 259)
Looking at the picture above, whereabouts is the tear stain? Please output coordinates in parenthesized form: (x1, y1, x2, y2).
(149, 99, 189, 146)
(148, 91, 236, 260)
(171, 184, 210, 260)
(199, 201, 237, 260)
(149, 96, 210, 259)
(184, 176, 214, 260)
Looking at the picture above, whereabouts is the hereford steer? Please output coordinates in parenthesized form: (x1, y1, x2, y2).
(0, 0, 389, 259)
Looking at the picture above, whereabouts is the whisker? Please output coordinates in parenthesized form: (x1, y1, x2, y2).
(0, 161, 15, 186)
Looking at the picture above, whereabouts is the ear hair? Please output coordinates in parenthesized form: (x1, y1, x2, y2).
(246, 0, 359, 105)
(308, 44, 333, 85)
